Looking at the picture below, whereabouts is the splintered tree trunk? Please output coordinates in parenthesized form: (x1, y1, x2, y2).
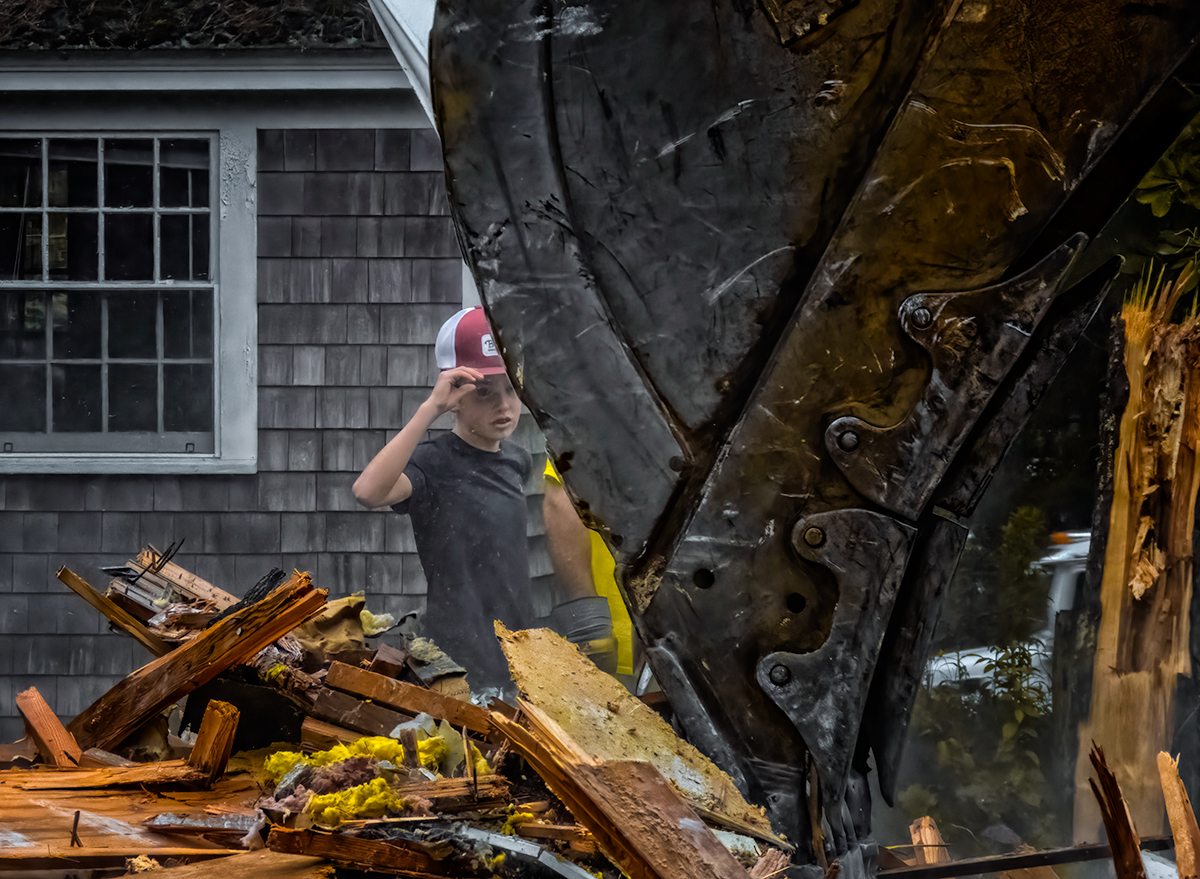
(1075, 266, 1200, 840)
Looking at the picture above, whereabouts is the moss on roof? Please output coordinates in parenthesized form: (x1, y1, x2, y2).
(0, 0, 385, 50)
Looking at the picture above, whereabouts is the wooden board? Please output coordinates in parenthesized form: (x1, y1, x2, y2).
(134, 848, 330, 879)
(135, 548, 239, 610)
(0, 772, 260, 856)
(15, 687, 81, 767)
(301, 717, 360, 752)
(311, 687, 408, 738)
(393, 774, 510, 812)
(491, 701, 751, 879)
(68, 572, 325, 751)
(0, 846, 241, 870)
(188, 700, 239, 786)
(58, 567, 172, 657)
(5, 758, 207, 789)
(1158, 752, 1200, 879)
(325, 662, 492, 735)
(267, 827, 448, 877)
(495, 624, 774, 841)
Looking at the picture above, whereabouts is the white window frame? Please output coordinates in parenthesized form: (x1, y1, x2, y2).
(0, 122, 256, 474)
(0, 50, 425, 474)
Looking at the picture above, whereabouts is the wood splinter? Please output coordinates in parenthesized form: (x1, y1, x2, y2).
(15, 686, 82, 768)
(187, 700, 240, 786)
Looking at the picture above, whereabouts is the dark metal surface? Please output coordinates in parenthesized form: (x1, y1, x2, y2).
(759, 509, 915, 809)
(824, 237, 1084, 521)
(432, 0, 1200, 867)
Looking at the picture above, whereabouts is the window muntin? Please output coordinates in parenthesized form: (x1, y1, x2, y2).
(0, 135, 215, 454)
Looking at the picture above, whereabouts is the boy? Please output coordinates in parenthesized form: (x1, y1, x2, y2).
(353, 306, 532, 693)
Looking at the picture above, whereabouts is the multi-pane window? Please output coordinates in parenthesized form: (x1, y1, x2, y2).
(0, 136, 216, 452)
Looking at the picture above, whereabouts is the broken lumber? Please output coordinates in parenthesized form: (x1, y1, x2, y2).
(267, 826, 449, 875)
(1077, 266, 1200, 836)
(312, 686, 409, 737)
(515, 822, 597, 854)
(1158, 752, 1200, 879)
(15, 686, 81, 767)
(302, 716, 360, 751)
(750, 848, 791, 879)
(370, 643, 409, 678)
(495, 624, 776, 844)
(116, 848, 329, 879)
(393, 774, 510, 812)
(136, 546, 238, 608)
(0, 847, 241, 870)
(6, 758, 209, 789)
(326, 661, 492, 735)
(491, 698, 753, 879)
(1089, 743, 1147, 879)
(910, 816, 950, 865)
(68, 571, 326, 751)
(187, 700, 239, 786)
(58, 567, 172, 657)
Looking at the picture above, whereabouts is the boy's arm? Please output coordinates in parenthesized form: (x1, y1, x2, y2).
(353, 366, 484, 508)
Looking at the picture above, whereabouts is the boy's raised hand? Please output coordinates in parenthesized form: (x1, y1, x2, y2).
(426, 366, 485, 415)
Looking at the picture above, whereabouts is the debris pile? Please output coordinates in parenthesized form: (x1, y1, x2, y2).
(0, 546, 789, 879)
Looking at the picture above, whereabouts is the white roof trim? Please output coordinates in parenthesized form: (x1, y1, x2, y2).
(0, 50, 411, 91)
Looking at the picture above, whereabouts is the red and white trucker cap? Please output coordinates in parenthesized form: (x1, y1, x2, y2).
(435, 307, 507, 375)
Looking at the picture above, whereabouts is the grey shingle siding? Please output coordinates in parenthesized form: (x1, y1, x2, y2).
(0, 126, 469, 742)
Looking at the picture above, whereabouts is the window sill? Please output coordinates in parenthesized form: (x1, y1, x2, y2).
(0, 453, 256, 474)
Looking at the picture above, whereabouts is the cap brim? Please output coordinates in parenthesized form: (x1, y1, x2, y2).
(476, 365, 510, 375)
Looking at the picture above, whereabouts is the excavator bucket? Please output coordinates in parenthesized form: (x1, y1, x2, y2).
(429, 0, 1200, 869)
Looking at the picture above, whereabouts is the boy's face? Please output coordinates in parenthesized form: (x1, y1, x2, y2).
(455, 373, 521, 445)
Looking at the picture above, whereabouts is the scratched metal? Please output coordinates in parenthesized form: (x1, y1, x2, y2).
(433, 0, 1200, 865)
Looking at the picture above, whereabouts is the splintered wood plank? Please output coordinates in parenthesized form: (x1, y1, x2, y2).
(267, 827, 447, 876)
(494, 624, 775, 842)
(7, 758, 207, 789)
(311, 687, 409, 738)
(68, 572, 325, 751)
(910, 817, 950, 865)
(1090, 743, 1148, 879)
(1158, 752, 1200, 879)
(490, 702, 751, 879)
(302, 716, 360, 752)
(0, 847, 241, 870)
(136, 547, 238, 610)
(393, 774, 510, 812)
(58, 567, 172, 657)
(326, 662, 492, 735)
(117, 849, 330, 879)
(370, 643, 409, 678)
(187, 700, 239, 786)
(0, 771, 261, 853)
(15, 687, 81, 767)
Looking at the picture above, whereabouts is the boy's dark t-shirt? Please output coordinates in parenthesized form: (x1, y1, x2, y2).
(393, 431, 533, 689)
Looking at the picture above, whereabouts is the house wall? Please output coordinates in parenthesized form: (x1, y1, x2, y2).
(0, 125, 552, 743)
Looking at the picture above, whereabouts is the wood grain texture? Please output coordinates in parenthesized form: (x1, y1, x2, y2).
(57, 566, 172, 657)
(1158, 752, 1200, 879)
(125, 849, 330, 879)
(15, 686, 81, 767)
(188, 700, 239, 786)
(490, 700, 752, 879)
(0, 847, 241, 870)
(311, 686, 408, 737)
(267, 827, 447, 876)
(326, 661, 492, 734)
(67, 572, 325, 751)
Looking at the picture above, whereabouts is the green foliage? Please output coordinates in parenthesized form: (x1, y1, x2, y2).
(899, 638, 1056, 852)
(996, 507, 1052, 645)
(1136, 153, 1200, 218)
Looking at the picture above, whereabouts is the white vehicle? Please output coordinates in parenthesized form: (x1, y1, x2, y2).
(924, 531, 1090, 691)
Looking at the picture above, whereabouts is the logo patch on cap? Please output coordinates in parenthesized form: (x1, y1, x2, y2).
(481, 334, 498, 357)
